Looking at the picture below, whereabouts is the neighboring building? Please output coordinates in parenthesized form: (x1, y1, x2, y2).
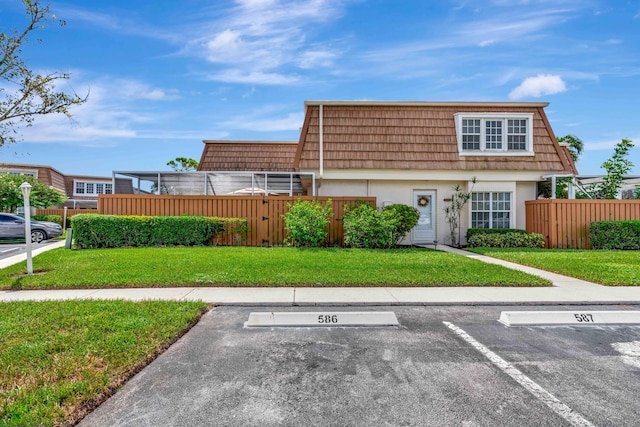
(199, 140, 299, 172)
(577, 175, 640, 199)
(0, 163, 113, 209)
(198, 101, 577, 245)
(196, 140, 308, 195)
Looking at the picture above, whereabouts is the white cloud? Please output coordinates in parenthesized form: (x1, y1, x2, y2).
(508, 74, 567, 99)
(206, 70, 300, 85)
(221, 110, 304, 132)
(584, 137, 639, 151)
(137, 89, 180, 101)
(55, 6, 179, 42)
(17, 77, 185, 144)
(186, 0, 348, 84)
(455, 6, 577, 47)
(298, 49, 338, 69)
(116, 80, 181, 101)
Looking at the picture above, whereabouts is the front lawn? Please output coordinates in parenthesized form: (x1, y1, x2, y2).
(0, 300, 209, 426)
(0, 247, 550, 289)
(469, 248, 640, 286)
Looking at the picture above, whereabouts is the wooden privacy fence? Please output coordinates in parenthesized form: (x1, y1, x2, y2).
(35, 208, 97, 223)
(526, 199, 640, 249)
(98, 195, 376, 246)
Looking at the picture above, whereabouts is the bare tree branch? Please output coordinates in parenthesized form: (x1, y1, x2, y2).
(0, 0, 87, 146)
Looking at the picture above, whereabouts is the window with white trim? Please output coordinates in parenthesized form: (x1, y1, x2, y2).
(471, 192, 511, 229)
(2, 170, 38, 178)
(73, 180, 113, 196)
(455, 113, 534, 155)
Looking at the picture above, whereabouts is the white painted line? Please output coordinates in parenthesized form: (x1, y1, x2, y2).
(245, 311, 399, 327)
(499, 311, 640, 326)
(0, 248, 20, 255)
(443, 321, 594, 427)
(612, 341, 640, 369)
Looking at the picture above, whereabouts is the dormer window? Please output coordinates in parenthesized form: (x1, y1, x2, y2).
(74, 180, 113, 196)
(455, 113, 534, 156)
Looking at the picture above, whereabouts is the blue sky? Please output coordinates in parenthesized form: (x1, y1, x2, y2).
(1, 0, 639, 177)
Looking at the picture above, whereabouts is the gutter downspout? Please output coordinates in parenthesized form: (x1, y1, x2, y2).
(319, 104, 324, 179)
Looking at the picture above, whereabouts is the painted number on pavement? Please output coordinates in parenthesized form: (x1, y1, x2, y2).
(574, 313, 594, 323)
(318, 314, 339, 324)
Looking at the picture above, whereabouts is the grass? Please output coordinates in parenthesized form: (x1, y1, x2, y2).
(0, 299, 209, 426)
(0, 247, 550, 289)
(469, 248, 640, 286)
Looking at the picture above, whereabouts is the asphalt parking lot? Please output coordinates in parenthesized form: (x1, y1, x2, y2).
(79, 305, 640, 427)
(0, 240, 58, 260)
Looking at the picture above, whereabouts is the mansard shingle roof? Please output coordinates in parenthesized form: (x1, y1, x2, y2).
(294, 101, 577, 174)
(198, 140, 298, 172)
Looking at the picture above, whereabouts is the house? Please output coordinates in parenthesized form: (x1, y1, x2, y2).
(198, 101, 577, 245)
(0, 162, 114, 209)
(196, 140, 311, 195)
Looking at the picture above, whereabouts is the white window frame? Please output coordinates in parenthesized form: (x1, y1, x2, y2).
(73, 180, 113, 196)
(454, 113, 534, 156)
(471, 191, 512, 229)
(1, 169, 38, 178)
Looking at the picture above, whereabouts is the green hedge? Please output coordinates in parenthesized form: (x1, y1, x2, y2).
(32, 214, 63, 225)
(71, 215, 228, 249)
(382, 204, 420, 245)
(466, 228, 528, 240)
(342, 203, 420, 249)
(283, 199, 333, 247)
(468, 232, 545, 248)
(590, 220, 640, 250)
(343, 203, 395, 249)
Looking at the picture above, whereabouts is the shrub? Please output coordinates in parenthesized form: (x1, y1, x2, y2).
(71, 215, 226, 249)
(343, 203, 395, 249)
(382, 204, 420, 245)
(33, 214, 62, 225)
(590, 220, 640, 250)
(215, 218, 249, 246)
(468, 232, 545, 248)
(282, 199, 333, 247)
(466, 228, 527, 241)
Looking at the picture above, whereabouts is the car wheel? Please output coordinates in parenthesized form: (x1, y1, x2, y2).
(31, 230, 47, 243)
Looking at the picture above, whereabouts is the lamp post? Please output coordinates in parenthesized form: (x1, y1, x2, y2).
(20, 182, 33, 275)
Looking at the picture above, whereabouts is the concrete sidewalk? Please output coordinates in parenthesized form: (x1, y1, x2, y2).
(1, 243, 639, 305)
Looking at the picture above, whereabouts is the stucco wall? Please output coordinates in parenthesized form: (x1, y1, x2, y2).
(318, 178, 537, 245)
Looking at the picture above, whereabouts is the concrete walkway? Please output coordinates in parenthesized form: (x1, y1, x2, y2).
(1, 243, 639, 305)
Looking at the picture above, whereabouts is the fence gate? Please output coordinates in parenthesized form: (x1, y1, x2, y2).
(98, 195, 376, 247)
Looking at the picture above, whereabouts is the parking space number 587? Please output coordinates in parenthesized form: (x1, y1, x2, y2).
(574, 313, 594, 322)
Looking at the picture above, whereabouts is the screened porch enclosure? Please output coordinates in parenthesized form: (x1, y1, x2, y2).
(112, 171, 316, 196)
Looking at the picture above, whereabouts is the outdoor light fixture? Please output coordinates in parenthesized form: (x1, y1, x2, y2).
(19, 182, 33, 275)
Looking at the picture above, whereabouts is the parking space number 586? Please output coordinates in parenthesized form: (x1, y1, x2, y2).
(318, 314, 339, 324)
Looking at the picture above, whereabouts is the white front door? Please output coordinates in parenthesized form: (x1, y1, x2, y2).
(413, 190, 436, 243)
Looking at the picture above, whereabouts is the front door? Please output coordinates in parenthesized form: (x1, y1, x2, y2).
(412, 190, 436, 243)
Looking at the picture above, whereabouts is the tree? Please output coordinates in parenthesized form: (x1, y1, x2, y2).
(0, 174, 66, 212)
(578, 139, 635, 199)
(538, 135, 585, 199)
(1, 0, 87, 147)
(167, 157, 199, 171)
(598, 138, 634, 199)
(557, 134, 584, 162)
(444, 178, 476, 247)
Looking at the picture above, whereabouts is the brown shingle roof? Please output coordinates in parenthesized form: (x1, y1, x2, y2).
(198, 140, 298, 171)
(295, 101, 576, 174)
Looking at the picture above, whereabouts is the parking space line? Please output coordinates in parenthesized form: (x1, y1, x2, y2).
(443, 321, 594, 427)
(0, 248, 20, 255)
